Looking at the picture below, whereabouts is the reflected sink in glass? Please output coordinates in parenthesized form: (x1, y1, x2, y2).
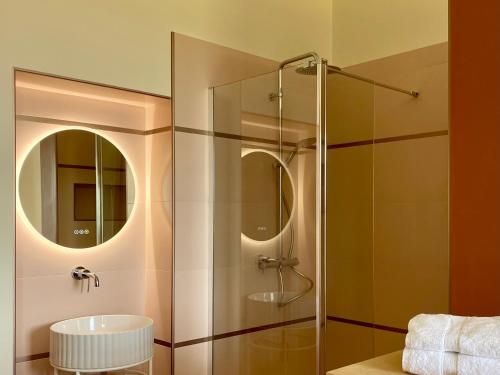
(50, 315, 153, 371)
(246, 291, 315, 328)
(248, 291, 298, 303)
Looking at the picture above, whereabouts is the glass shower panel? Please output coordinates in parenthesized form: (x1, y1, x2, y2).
(212, 65, 318, 375)
(325, 72, 375, 370)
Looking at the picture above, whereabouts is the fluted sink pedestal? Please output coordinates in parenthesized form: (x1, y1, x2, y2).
(50, 315, 153, 374)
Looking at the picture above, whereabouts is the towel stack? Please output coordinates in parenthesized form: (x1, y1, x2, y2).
(402, 314, 500, 375)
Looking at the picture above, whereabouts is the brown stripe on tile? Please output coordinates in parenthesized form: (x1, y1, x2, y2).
(144, 126, 172, 135)
(57, 164, 126, 172)
(16, 352, 49, 363)
(174, 125, 297, 147)
(174, 126, 214, 137)
(213, 315, 316, 340)
(328, 139, 373, 149)
(373, 130, 449, 144)
(327, 316, 408, 334)
(17, 340, 172, 363)
(16, 114, 172, 136)
(214, 131, 297, 148)
(328, 130, 448, 150)
(174, 336, 213, 348)
(154, 338, 173, 348)
(174, 316, 316, 348)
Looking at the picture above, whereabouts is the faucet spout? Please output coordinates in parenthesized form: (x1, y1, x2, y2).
(86, 273, 100, 287)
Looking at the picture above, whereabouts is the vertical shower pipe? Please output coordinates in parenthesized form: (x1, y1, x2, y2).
(316, 59, 327, 375)
(277, 53, 326, 375)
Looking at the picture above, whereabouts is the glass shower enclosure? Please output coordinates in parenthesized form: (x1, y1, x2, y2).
(211, 53, 420, 374)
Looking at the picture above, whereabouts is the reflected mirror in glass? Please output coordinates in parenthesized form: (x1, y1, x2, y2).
(18, 129, 135, 248)
(241, 150, 294, 241)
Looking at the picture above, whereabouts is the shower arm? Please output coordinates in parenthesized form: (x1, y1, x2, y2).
(279, 52, 321, 69)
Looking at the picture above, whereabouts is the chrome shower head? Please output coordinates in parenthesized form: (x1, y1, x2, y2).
(295, 62, 341, 76)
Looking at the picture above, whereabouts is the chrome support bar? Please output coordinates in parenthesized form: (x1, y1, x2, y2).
(328, 66, 419, 98)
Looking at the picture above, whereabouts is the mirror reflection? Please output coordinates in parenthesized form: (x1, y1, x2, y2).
(19, 129, 134, 248)
(241, 150, 293, 241)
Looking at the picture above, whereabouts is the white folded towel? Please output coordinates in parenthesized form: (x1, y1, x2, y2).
(406, 314, 500, 359)
(403, 348, 457, 375)
(403, 348, 500, 375)
(460, 316, 500, 359)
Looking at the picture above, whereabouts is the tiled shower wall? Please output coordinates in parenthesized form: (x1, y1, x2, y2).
(326, 42, 449, 369)
(15, 72, 172, 375)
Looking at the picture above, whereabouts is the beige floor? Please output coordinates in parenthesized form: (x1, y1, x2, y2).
(328, 351, 405, 375)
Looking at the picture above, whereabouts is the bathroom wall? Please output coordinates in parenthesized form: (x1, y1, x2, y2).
(0, 2, 333, 370)
(14, 72, 172, 374)
(326, 42, 449, 370)
(450, 0, 500, 316)
(331, 0, 448, 67)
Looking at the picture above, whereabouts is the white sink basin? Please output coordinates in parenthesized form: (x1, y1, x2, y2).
(50, 315, 153, 371)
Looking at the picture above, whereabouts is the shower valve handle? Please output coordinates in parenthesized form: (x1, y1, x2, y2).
(257, 255, 299, 270)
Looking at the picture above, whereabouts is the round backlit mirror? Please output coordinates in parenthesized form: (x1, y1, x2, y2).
(241, 150, 294, 241)
(18, 129, 135, 248)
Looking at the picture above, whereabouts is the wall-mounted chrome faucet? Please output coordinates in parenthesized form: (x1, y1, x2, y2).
(71, 266, 100, 292)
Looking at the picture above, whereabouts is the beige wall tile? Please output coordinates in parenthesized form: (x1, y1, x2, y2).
(145, 97, 172, 131)
(174, 201, 211, 343)
(215, 322, 315, 375)
(342, 42, 449, 139)
(175, 342, 210, 375)
(213, 81, 242, 136)
(281, 67, 318, 126)
(16, 269, 145, 357)
(373, 63, 448, 138)
(16, 202, 146, 278)
(153, 344, 172, 375)
(345, 43, 448, 85)
(213, 335, 243, 375)
(16, 359, 54, 375)
(145, 269, 172, 342)
(174, 201, 211, 271)
(374, 330, 406, 357)
(327, 146, 374, 321)
(174, 132, 212, 203)
(241, 325, 319, 375)
(326, 321, 374, 371)
(213, 138, 242, 204)
(173, 33, 277, 131)
(373, 136, 449, 328)
(146, 201, 172, 272)
(326, 75, 374, 145)
(147, 131, 173, 203)
(174, 269, 210, 343)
